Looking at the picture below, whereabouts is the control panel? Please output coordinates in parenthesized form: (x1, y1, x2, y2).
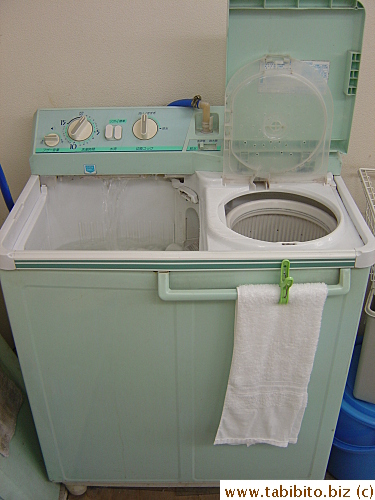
(30, 107, 223, 176)
(35, 107, 223, 154)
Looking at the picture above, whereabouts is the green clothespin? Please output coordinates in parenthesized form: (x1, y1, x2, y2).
(279, 259, 294, 305)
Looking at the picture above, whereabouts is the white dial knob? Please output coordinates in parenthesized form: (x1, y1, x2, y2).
(133, 114, 158, 140)
(67, 116, 93, 141)
(44, 133, 60, 147)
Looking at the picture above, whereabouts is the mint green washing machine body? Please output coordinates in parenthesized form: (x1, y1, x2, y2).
(0, 1, 373, 489)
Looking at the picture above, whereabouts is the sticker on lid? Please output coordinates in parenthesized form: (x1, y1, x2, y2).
(259, 60, 330, 94)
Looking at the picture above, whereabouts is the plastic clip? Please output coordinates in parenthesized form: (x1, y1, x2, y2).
(279, 259, 294, 305)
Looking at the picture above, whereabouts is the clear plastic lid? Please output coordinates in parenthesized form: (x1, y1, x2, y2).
(223, 56, 334, 184)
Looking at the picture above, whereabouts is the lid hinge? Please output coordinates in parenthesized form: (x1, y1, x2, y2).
(344, 51, 361, 96)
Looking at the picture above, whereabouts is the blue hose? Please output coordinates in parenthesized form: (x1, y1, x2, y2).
(0, 165, 14, 212)
(167, 98, 200, 108)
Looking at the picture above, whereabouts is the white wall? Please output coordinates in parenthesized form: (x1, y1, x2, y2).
(0, 1, 227, 207)
(341, 1, 375, 207)
(0, 1, 374, 346)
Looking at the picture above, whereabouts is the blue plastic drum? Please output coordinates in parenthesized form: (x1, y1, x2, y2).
(328, 343, 375, 479)
(328, 438, 375, 480)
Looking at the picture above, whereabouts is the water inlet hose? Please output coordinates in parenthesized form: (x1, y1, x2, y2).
(167, 99, 197, 107)
(167, 95, 211, 133)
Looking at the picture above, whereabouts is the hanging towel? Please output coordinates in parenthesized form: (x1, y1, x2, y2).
(214, 282, 328, 448)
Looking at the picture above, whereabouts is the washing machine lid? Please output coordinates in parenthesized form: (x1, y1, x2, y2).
(226, 2, 365, 158)
(223, 55, 334, 184)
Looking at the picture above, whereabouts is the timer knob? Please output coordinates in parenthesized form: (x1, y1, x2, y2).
(67, 116, 93, 141)
(133, 114, 158, 140)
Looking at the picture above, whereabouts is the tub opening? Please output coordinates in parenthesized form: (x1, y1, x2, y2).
(225, 192, 338, 243)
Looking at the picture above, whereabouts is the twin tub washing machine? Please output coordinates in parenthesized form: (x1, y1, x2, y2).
(0, 2, 374, 492)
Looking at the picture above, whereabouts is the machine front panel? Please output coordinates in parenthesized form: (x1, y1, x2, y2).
(0, 267, 369, 482)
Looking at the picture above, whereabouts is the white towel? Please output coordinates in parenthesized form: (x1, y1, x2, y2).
(214, 282, 328, 448)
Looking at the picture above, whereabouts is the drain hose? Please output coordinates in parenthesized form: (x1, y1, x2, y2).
(0, 165, 14, 212)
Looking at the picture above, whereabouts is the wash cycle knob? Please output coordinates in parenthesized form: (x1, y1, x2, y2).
(67, 116, 93, 141)
(133, 113, 158, 140)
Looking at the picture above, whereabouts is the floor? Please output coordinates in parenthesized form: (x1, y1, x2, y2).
(68, 487, 220, 500)
(67, 475, 335, 499)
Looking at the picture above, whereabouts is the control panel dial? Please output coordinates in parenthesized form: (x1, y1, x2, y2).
(67, 116, 93, 141)
(44, 133, 60, 147)
(133, 113, 158, 140)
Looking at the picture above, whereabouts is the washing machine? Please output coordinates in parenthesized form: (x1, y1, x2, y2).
(0, 1, 373, 493)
